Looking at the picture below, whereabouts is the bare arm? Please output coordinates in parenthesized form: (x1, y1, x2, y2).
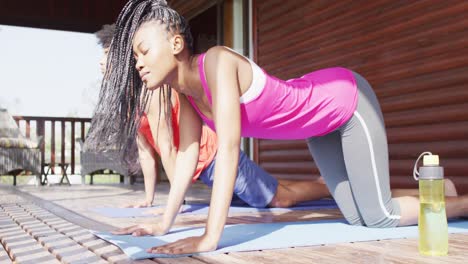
(139, 90, 179, 217)
(148, 47, 243, 254)
(136, 132, 158, 206)
(130, 90, 177, 207)
(138, 47, 246, 255)
(146, 91, 178, 183)
(159, 95, 202, 232)
(203, 47, 241, 244)
(113, 92, 202, 236)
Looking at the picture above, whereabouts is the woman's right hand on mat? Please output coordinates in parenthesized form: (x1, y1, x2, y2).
(111, 223, 168, 236)
(121, 199, 152, 208)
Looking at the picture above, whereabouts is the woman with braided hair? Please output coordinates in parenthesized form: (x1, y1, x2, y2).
(90, 0, 468, 255)
(93, 23, 331, 212)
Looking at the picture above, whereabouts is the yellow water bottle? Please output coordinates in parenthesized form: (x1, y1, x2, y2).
(415, 153, 448, 256)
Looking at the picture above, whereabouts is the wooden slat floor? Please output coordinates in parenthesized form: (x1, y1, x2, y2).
(0, 182, 466, 263)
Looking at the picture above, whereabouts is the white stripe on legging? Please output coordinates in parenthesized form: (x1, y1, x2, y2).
(353, 111, 401, 220)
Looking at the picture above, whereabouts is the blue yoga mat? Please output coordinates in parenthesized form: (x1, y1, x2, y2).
(92, 199, 338, 218)
(92, 219, 468, 259)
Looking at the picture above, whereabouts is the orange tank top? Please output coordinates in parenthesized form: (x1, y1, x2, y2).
(138, 92, 217, 181)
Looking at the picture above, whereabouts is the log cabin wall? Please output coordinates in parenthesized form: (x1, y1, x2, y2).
(168, 0, 220, 20)
(252, 0, 468, 194)
(0, 0, 128, 32)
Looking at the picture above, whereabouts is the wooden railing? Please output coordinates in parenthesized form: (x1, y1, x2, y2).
(13, 116, 92, 175)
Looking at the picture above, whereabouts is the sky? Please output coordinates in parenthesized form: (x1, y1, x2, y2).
(0, 25, 103, 118)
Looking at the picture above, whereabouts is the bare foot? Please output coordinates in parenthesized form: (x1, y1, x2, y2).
(316, 176, 326, 185)
(444, 178, 458, 197)
(393, 178, 458, 198)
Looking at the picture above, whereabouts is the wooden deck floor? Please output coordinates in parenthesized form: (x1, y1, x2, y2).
(1, 182, 467, 264)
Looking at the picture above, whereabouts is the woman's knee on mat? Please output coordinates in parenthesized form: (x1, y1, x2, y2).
(342, 212, 365, 226)
(342, 210, 398, 228)
(359, 201, 401, 228)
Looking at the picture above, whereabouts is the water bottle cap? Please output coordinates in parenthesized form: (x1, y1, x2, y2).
(423, 155, 439, 166)
(419, 166, 444, 180)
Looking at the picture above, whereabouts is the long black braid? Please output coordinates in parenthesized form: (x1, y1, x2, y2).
(84, 0, 193, 171)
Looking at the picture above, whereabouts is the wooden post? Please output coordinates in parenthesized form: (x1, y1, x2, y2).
(36, 120, 46, 175)
(223, 0, 233, 47)
(51, 121, 55, 174)
(61, 121, 65, 167)
(26, 120, 31, 138)
(71, 121, 75, 174)
(81, 121, 86, 140)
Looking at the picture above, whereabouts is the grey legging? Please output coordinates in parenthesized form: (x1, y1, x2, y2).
(306, 72, 401, 228)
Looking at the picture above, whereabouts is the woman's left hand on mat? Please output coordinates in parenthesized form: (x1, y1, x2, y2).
(111, 223, 168, 236)
(120, 199, 152, 208)
(143, 207, 165, 215)
(147, 234, 217, 255)
(143, 206, 185, 216)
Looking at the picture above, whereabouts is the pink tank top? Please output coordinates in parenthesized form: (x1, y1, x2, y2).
(187, 52, 358, 139)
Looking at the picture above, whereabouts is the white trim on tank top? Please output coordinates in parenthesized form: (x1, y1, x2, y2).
(239, 59, 267, 104)
(205, 46, 266, 104)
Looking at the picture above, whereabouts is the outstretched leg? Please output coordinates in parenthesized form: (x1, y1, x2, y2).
(201, 150, 332, 208)
(268, 178, 330, 208)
